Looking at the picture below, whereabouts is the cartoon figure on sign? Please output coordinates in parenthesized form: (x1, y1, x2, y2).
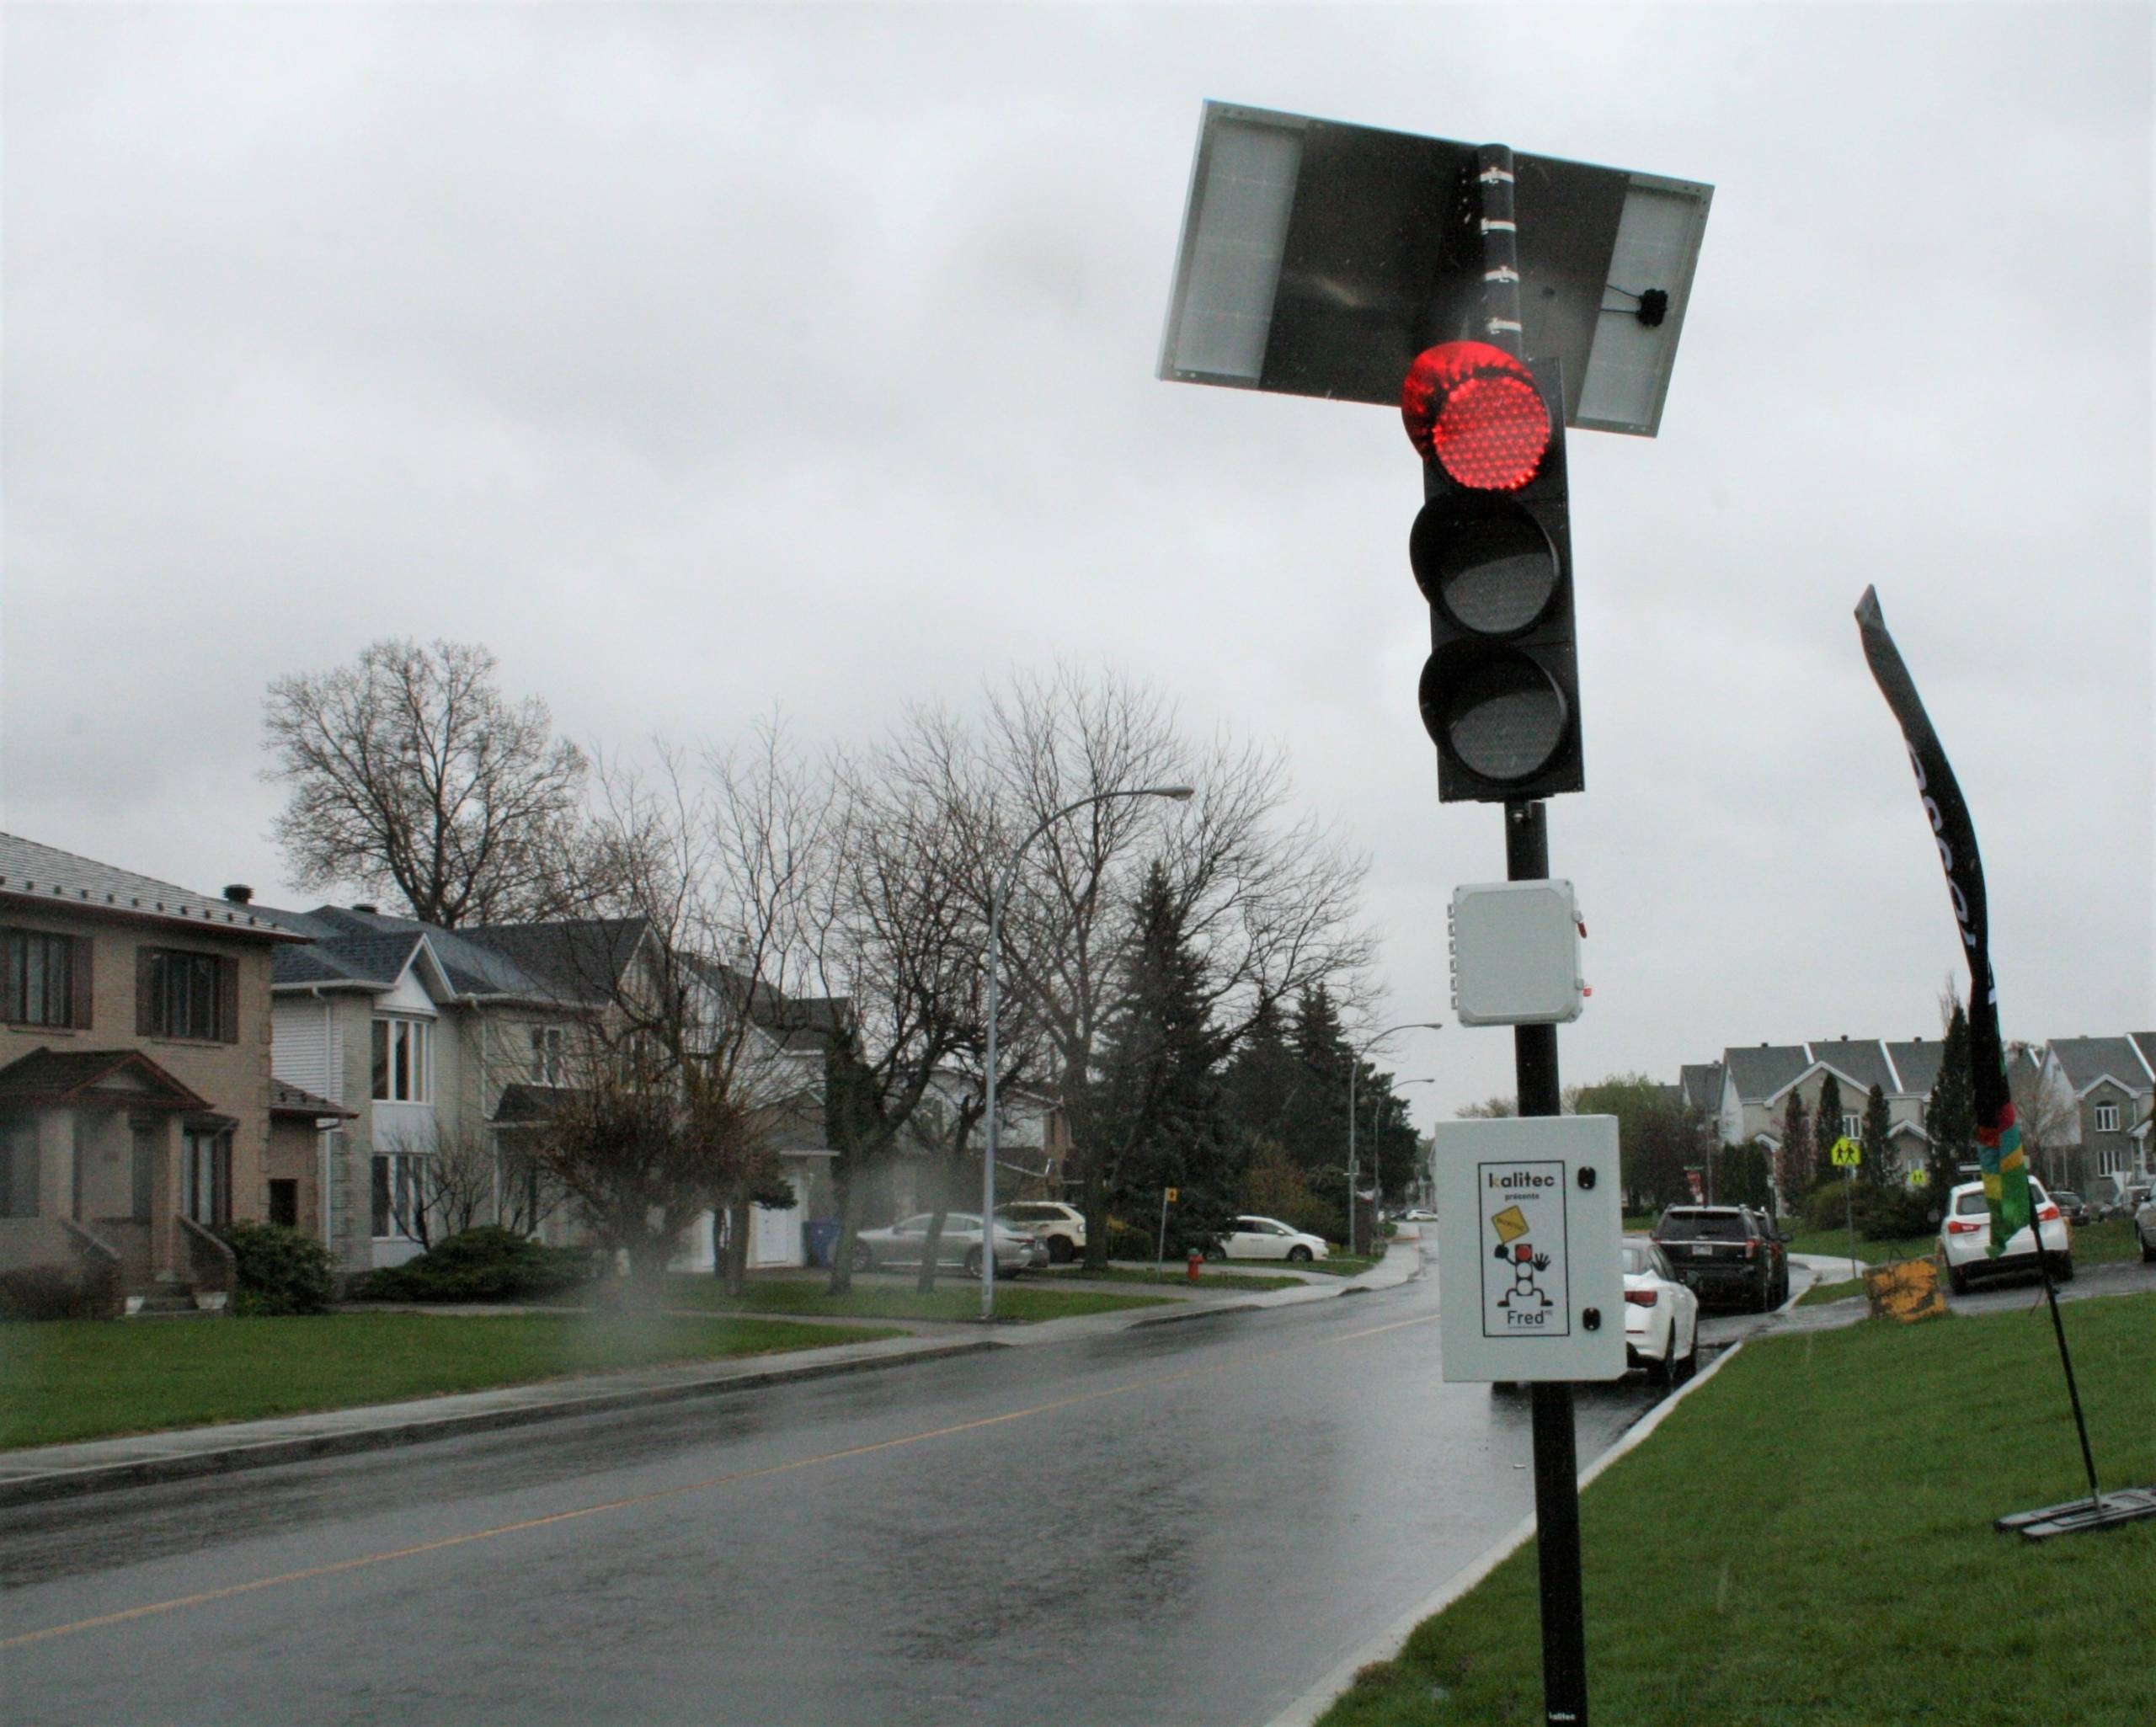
(1489, 1203, 1553, 1309)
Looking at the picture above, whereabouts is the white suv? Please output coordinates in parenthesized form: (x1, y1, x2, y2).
(1937, 1178, 2071, 1293)
(995, 1201, 1086, 1264)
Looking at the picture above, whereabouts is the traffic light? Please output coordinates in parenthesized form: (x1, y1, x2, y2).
(1403, 341, 1582, 802)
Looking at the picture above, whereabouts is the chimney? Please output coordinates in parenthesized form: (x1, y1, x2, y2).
(222, 884, 253, 904)
(352, 903, 379, 914)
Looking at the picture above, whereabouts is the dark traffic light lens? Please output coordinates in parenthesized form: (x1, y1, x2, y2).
(1420, 648, 1570, 784)
(1411, 501, 1559, 635)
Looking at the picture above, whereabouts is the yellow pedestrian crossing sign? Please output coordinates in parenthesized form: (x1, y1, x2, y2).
(1830, 1136, 1862, 1169)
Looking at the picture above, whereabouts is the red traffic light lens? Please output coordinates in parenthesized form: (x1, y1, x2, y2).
(1401, 342, 1552, 492)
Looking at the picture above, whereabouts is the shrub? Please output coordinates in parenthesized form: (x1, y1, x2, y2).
(1103, 1220, 1156, 1262)
(217, 1220, 336, 1316)
(360, 1227, 594, 1303)
(0, 1263, 99, 1321)
(1801, 1181, 1934, 1244)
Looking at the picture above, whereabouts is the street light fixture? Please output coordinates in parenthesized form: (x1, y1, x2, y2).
(1347, 1022, 1444, 1255)
(982, 784, 1197, 1320)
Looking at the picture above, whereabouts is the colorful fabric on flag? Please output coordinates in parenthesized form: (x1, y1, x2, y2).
(1853, 587, 2033, 1255)
(1977, 1097, 2035, 1257)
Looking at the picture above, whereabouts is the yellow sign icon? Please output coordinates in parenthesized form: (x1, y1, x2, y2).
(1830, 1136, 1862, 1169)
(1490, 1204, 1530, 1246)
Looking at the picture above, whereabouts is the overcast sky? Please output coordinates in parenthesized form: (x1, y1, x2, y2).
(4, 3, 2150, 1124)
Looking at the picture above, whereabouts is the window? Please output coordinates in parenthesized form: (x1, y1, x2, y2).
(371, 1152, 428, 1239)
(141, 948, 234, 1042)
(530, 1025, 567, 1085)
(371, 1017, 431, 1102)
(1842, 1112, 1861, 1141)
(2093, 1102, 2120, 1133)
(3, 929, 88, 1028)
(183, 1129, 231, 1225)
(268, 1179, 298, 1229)
(2098, 1148, 2126, 1177)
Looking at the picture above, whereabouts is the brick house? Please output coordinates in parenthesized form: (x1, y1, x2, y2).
(0, 834, 303, 1311)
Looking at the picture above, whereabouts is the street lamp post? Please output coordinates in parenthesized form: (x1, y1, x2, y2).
(1347, 1023, 1444, 1255)
(982, 783, 1195, 1320)
(1369, 1076, 1436, 1234)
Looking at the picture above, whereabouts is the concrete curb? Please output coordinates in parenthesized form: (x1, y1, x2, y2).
(1262, 1321, 1758, 1727)
(0, 1247, 1421, 1511)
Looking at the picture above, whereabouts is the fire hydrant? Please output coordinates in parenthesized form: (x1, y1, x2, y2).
(1187, 1248, 1203, 1284)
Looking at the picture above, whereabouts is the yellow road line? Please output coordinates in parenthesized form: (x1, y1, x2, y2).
(4, 1309, 1436, 1651)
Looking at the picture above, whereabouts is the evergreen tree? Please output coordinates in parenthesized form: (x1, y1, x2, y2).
(1812, 1073, 1845, 1187)
(1219, 999, 1301, 1154)
(1719, 1141, 1774, 1210)
(1925, 1002, 1977, 1198)
(1091, 861, 1233, 1246)
(1283, 983, 1353, 1175)
(1860, 1084, 1893, 1186)
(1776, 1090, 1812, 1211)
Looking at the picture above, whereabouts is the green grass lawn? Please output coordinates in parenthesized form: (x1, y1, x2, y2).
(1797, 1274, 1868, 1307)
(1043, 1266, 1301, 1292)
(1800, 1218, 2147, 1309)
(1780, 1223, 1932, 1264)
(0, 1311, 899, 1452)
(655, 1273, 1172, 1325)
(1319, 1293, 2156, 1727)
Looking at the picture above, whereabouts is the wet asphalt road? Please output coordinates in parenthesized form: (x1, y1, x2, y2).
(3, 1275, 1680, 1727)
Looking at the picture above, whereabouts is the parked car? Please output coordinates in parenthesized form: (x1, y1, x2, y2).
(1216, 1215, 1329, 1263)
(851, 1213, 1047, 1278)
(1621, 1239, 1701, 1386)
(1936, 1179, 2071, 1293)
(1651, 1205, 1789, 1312)
(1400, 1207, 1439, 1223)
(2132, 1187, 2156, 1264)
(2050, 1189, 2091, 1226)
(995, 1200, 1087, 1264)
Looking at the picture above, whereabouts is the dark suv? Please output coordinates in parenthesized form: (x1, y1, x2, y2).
(1652, 1205, 1790, 1312)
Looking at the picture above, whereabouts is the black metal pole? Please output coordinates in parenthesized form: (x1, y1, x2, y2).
(2031, 1237, 2101, 1504)
(1508, 799, 1587, 1726)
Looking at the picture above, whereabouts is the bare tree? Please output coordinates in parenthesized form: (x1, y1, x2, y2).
(2008, 1044, 2079, 1190)
(807, 738, 989, 1293)
(377, 1122, 562, 1250)
(512, 745, 818, 1303)
(975, 666, 1374, 1268)
(264, 638, 592, 926)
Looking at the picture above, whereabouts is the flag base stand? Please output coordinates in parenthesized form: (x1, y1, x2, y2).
(1995, 1487, 2156, 1542)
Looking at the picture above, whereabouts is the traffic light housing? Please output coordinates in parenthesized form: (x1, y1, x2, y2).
(1405, 344, 1581, 802)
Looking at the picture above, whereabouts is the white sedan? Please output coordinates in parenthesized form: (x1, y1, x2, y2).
(851, 1213, 1046, 1278)
(1622, 1239, 1700, 1386)
(1218, 1215, 1329, 1263)
(1938, 1179, 2071, 1293)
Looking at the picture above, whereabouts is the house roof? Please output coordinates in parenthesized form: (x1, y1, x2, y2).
(271, 1078, 356, 1119)
(0, 833, 302, 942)
(0, 1047, 210, 1111)
(1800, 1040, 1897, 1097)
(457, 919, 649, 1002)
(1884, 1039, 1944, 1096)
(1721, 1045, 1811, 1102)
(491, 1082, 581, 1125)
(256, 904, 575, 1002)
(1678, 1063, 1724, 1113)
(2047, 1036, 2156, 1096)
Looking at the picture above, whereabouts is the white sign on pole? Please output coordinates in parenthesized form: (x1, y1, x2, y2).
(1433, 1116, 1625, 1383)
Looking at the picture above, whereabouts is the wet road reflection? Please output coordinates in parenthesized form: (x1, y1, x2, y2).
(3, 1275, 1669, 1726)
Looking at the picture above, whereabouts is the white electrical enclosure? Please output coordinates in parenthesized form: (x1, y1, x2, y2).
(1449, 881, 1584, 1026)
(1433, 1117, 1625, 1383)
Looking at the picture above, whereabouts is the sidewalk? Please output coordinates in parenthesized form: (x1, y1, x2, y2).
(0, 1242, 1422, 1509)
